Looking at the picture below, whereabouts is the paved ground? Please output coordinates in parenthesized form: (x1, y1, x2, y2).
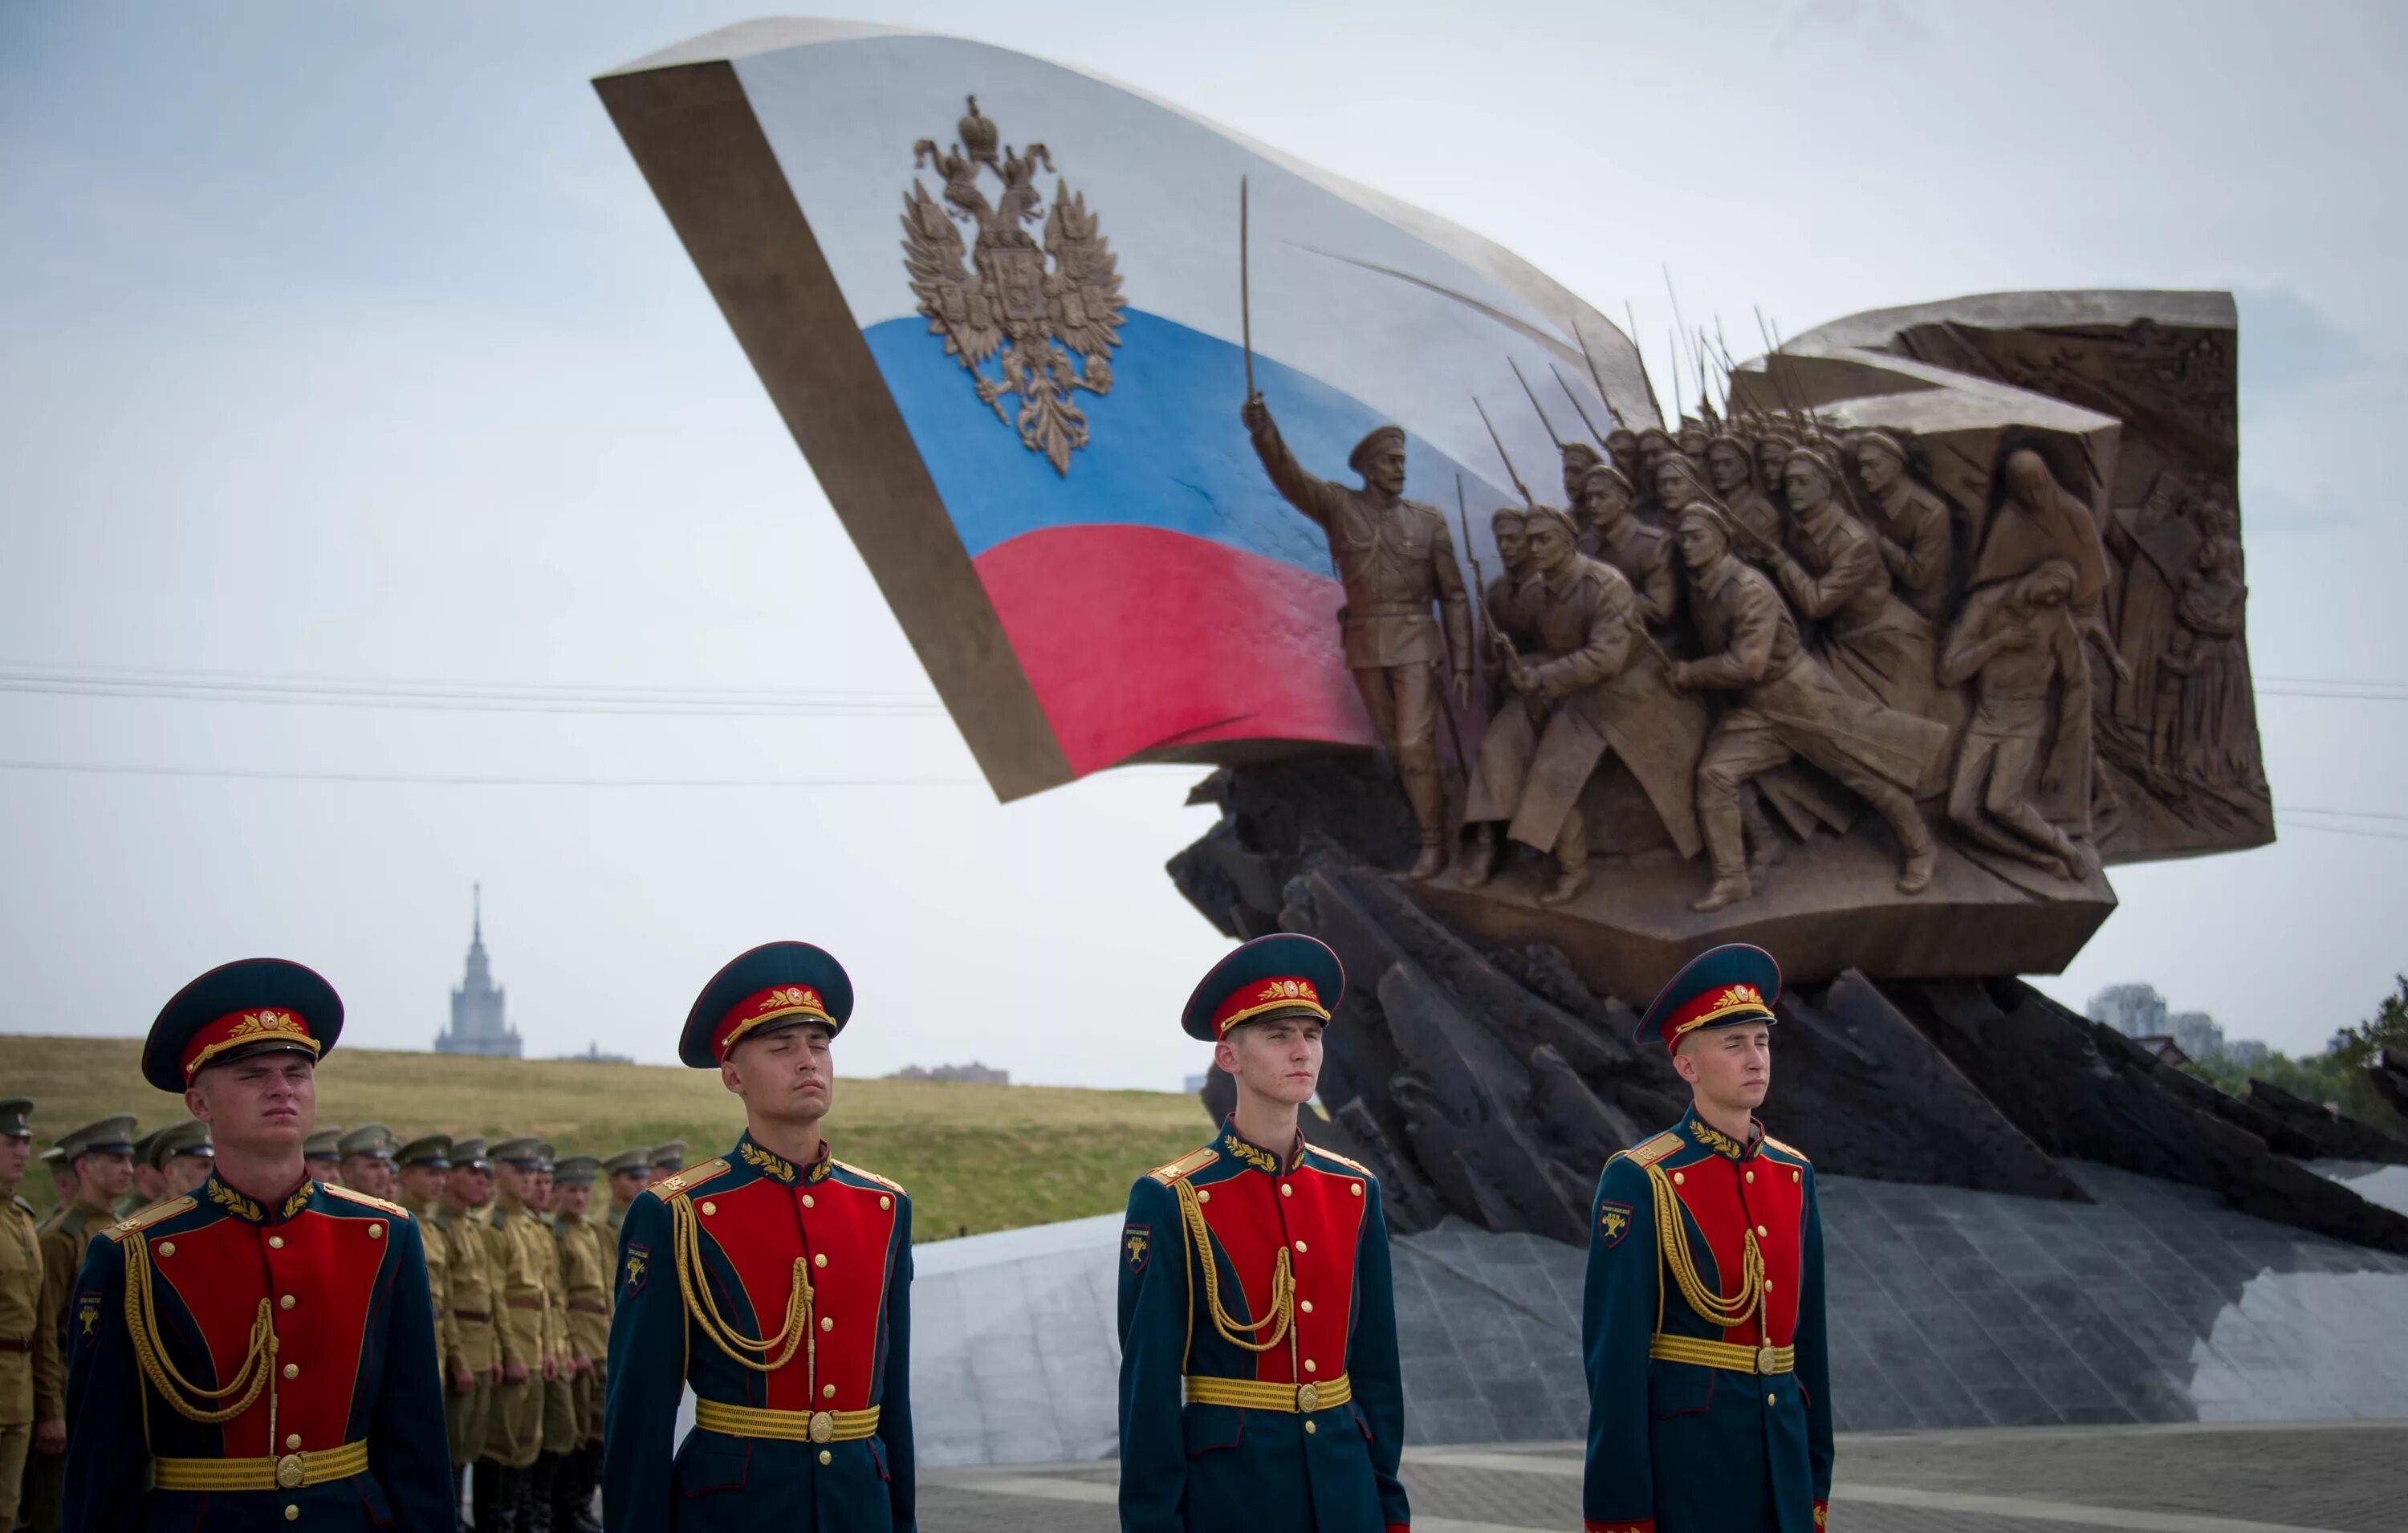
(921, 1420, 2407, 1531)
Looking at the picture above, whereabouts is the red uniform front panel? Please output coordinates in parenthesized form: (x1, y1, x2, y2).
(146, 1202, 389, 1456)
(1196, 1155, 1366, 1385)
(693, 1171, 897, 1412)
(1666, 1152, 1805, 1348)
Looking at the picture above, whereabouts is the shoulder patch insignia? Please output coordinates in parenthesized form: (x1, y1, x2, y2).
(1146, 1146, 1217, 1185)
(1305, 1145, 1376, 1178)
(323, 1184, 411, 1218)
(1123, 1222, 1150, 1274)
(101, 1196, 196, 1242)
(1625, 1132, 1685, 1169)
(649, 1157, 732, 1200)
(1596, 1199, 1634, 1247)
(832, 1160, 905, 1197)
(1763, 1134, 1810, 1164)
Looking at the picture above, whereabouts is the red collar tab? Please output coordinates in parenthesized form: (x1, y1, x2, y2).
(1663, 983, 1773, 1053)
(181, 1007, 321, 1083)
(1208, 976, 1329, 1039)
(714, 985, 833, 1062)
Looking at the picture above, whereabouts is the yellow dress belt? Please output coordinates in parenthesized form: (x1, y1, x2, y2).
(1648, 1334, 1795, 1376)
(152, 1439, 370, 1491)
(694, 1398, 881, 1445)
(1183, 1372, 1352, 1413)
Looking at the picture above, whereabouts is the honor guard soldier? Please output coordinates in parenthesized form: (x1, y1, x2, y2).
(339, 1124, 401, 1200)
(1581, 945, 1832, 1533)
(600, 1148, 649, 1244)
(440, 1137, 506, 1529)
(1117, 933, 1410, 1533)
(484, 1136, 562, 1529)
(59, 958, 451, 1531)
(148, 1120, 217, 1200)
(604, 941, 915, 1533)
(0, 1099, 64, 1533)
(305, 1126, 346, 1187)
(28, 1116, 136, 1533)
(645, 1141, 686, 1188)
(549, 1156, 608, 1532)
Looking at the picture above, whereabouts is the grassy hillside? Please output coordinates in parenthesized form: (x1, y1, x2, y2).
(0, 1035, 1209, 1241)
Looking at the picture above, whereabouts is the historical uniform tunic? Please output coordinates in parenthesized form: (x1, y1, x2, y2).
(1582, 1110, 1832, 1533)
(436, 1205, 503, 1462)
(604, 1135, 914, 1533)
(556, 1210, 611, 1444)
(1117, 1122, 1409, 1533)
(0, 1193, 63, 1527)
(60, 1175, 451, 1531)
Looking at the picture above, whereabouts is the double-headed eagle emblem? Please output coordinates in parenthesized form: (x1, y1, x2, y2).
(901, 95, 1125, 474)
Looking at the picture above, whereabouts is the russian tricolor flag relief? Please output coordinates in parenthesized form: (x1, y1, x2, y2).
(600, 18, 1656, 800)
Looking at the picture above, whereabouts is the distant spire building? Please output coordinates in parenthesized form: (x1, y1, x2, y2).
(436, 883, 522, 1058)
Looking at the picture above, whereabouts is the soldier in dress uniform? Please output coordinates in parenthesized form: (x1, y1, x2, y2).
(1243, 399, 1474, 880)
(1581, 944, 1832, 1533)
(645, 1141, 685, 1189)
(600, 1148, 649, 1244)
(396, 1134, 470, 1529)
(604, 941, 916, 1533)
(1117, 933, 1409, 1533)
(59, 958, 450, 1531)
(0, 1098, 63, 1533)
(440, 1137, 506, 1530)
(306, 1126, 346, 1187)
(27, 1116, 136, 1533)
(339, 1124, 401, 1200)
(549, 1157, 608, 1533)
(483, 1136, 560, 1531)
(150, 1120, 216, 1199)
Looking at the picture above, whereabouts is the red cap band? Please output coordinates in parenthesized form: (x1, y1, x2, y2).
(181, 1008, 321, 1082)
(714, 985, 834, 1062)
(1206, 977, 1329, 1039)
(1662, 984, 1772, 1054)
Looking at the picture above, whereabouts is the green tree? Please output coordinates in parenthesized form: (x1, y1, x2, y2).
(2177, 975, 2408, 1139)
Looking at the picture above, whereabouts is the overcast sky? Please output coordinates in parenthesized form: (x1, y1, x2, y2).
(2, 1, 2402, 1092)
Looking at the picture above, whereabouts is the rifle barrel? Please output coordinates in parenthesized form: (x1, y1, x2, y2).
(1239, 176, 1255, 401)
(1510, 357, 1564, 451)
(1552, 364, 1609, 446)
(1473, 396, 1535, 507)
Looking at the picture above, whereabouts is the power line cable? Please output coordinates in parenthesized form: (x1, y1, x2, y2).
(0, 758, 983, 789)
(0, 663, 944, 718)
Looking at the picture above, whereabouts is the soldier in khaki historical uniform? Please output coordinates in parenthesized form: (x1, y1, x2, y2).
(645, 1140, 685, 1189)
(484, 1137, 559, 1530)
(441, 1137, 506, 1530)
(0, 1100, 64, 1532)
(1243, 399, 1474, 880)
(304, 1124, 345, 1186)
(112, 1128, 166, 1221)
(549, 1157, 609, 1533)
(601, 1147, 649, 1245)
(26, 1116, 136, 1533)
(147, 1119, 215, 1199)
(397, 1135, 467, 1524)
(531, 1144, 580, 1530)
(339, 1122, 401, 1200)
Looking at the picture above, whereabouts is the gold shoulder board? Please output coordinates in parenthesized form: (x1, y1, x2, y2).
(649, 1157, 732, 1199)
(1146, 1146, 1217, 1185)
(1625, 1132, 1685, 1169)
(1762, 1135, 1810, 1164)
(1308, 1145, 1375, 1177)
(833, 1160, 905, 1196)
(101, 1196, 197, 1243)
(323, 1184, 411, 1218)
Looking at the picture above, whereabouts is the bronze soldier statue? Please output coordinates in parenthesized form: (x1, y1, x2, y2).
(1605, 427, 1642, 493)
(1852, 429, 1954, 620)
(1560, 440, 1605, 510)
(1579, 464, 1678, 630)
(1243, 400, 1473, 878)
(1461, 506, 1543, 887)
(1669, 506, 1947, 911)
(1492, 507, 1707, 904)
(1706, 433, 1784, 552)
(1766, 445, 1950, 730)
(1938, 559, 2091, 877)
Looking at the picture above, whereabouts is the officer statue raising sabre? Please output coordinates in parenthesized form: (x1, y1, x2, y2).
(1118, 933, 1409, 1533)
(1581, 945, 1832, 1533)
(60, 959, 453, 1531)
(604, 942, 915, 1533)
(1243, 400, 1473, 880)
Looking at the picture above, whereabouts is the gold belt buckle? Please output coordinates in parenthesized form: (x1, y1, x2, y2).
(275, 1453, 306, 1489)
(1755, 1346, 1779, 1375)
(1295, 1382, 1320, 1413)
(808, 1411, 835, 1444)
